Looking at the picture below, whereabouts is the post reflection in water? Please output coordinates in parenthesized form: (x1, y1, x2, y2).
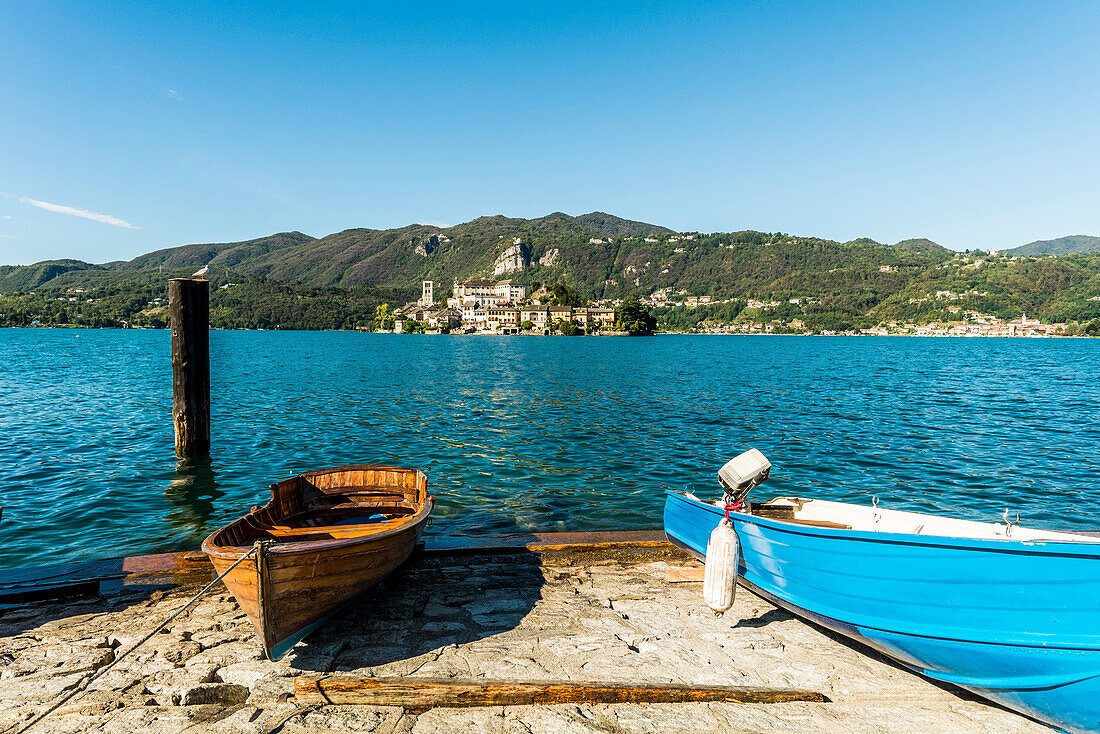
(163, 458, 225, 542)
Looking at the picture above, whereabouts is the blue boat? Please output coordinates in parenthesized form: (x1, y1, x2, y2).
(664, 452, 1100, 734)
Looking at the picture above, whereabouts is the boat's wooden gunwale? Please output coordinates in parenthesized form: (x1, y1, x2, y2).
(204, 506, 431, 557)
(207, 508, 431, 554)
(201, 464, 431, 559)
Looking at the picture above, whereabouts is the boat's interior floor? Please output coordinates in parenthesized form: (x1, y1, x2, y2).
(724, 496, 1100, 543)
(214, 489, 421, 546)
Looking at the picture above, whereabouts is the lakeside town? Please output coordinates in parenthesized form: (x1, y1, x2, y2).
(388, 277, 1097, 337)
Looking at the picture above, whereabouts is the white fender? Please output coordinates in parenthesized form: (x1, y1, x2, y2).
(703, 517, 739, 615)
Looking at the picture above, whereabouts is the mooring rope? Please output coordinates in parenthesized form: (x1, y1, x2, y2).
(7, 546, 258, 734)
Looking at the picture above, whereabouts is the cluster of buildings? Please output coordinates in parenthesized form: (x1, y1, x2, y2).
(642, 289, 814, 310)
(682, 313, 1078, 337)
(394, 279, 616, 334)
(644, 289, 719, 307)
(860, 314, 1074, 338)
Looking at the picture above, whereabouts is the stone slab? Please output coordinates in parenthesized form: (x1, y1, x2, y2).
(0, 547, 1052, 733)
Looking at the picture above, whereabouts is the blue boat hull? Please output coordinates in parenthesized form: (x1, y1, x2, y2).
(664, 491, 1100, 734)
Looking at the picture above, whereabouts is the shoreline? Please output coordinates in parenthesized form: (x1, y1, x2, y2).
(1, 324, 1095, 339)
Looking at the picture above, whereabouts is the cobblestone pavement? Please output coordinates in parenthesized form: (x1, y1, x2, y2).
(0, 548, 1052, 733)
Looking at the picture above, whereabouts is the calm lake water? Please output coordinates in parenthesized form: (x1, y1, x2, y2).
(1, 329, 1098, 568)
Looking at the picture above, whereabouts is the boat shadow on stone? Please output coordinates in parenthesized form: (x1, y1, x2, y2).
(732, 607, 789, 629)
(770, 599, 1042, 721)
(284, 550, 544, 673)
(0, 584, 165, 638)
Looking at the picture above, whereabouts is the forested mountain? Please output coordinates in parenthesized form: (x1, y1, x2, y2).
(0, 213, 950, 300)
(0, 259, 104, 292)
(893, 238, 951, 253)
(1008, 235, 1100, 256)
(120, 231, 317, 271)
(1, 212, 1099, 331)
(870, 252, 1100, 324)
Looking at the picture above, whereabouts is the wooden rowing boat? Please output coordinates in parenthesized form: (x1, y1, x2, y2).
(201, 465, 433, 660)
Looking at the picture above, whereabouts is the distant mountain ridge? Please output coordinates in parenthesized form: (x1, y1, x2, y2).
(120, 231, 317, 271)
(1008, 235, 1100, 256)
(2, 213, 1099, 333)
(0, 259, 103, 292)
(0, 212, 953, 300)
(893, 238, 950, 253)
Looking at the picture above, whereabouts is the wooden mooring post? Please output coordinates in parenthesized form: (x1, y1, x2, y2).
(169, 278, 210, 458)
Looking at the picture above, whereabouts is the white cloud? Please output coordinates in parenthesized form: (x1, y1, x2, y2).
(0, 234, 13, 239)
(18, 196, 138, 229)
(168, 88, 184, 101)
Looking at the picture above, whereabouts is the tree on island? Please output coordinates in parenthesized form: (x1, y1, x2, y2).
(550, 283, 583, 307)
(558, 319, 581, 336)
(372, 303, 395, 332)
(615, 297, 657, 335)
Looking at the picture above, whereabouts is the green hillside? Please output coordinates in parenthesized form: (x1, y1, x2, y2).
(1008, 235, 1100, 256)
(0, 259, 103, 292)
(893, 238, 951, 254)
(122, 231, 317, 271)
(871, 252, 1100, 324)
(2, 212, 1099, 332)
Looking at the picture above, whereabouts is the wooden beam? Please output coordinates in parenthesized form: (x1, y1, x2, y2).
(0, 532, 678, 601)
(169, 278, 210, 458)
(665, 565, 706, 583)
(294, 676, 829, 711)
(424, 530, 670, 555)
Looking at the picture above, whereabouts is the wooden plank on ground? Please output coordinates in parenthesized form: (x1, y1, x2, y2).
(294, 676, 829, 710)
(665, 565, 706, 583)
(0, 531, 675, 602)
(424, 530, 670, 555)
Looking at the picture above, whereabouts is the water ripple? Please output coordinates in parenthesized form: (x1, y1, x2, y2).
(1, 330, 1099, 567)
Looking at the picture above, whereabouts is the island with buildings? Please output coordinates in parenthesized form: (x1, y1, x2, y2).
(391, 279, 624, 335)
(382, 278, 1090, 338)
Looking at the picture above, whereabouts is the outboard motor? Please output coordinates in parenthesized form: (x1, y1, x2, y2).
(704, 449, 771, 616)
(717, 448, 771, 508)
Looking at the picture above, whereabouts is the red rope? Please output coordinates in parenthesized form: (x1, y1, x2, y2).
(724, 501, 743, 520)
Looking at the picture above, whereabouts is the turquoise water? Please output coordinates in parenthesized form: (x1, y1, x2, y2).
(1, 329, 1098, 568)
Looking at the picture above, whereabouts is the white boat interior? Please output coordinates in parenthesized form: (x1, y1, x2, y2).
(705, 450, 1099, 543)
(723, 496, 1100, 543)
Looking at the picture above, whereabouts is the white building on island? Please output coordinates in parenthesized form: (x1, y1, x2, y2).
(448, 278, 527, 309)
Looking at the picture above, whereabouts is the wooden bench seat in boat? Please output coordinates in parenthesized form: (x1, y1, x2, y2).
(263, 521, 407, 541)
(747, 502, 853, 530)
(776, 517, 852, 530)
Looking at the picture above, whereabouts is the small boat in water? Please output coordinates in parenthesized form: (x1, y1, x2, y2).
(202, 465, 433, 660)
(664, 450, 1100, 734)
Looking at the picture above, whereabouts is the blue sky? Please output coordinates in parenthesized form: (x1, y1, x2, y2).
(2, 1, 1099, 264)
